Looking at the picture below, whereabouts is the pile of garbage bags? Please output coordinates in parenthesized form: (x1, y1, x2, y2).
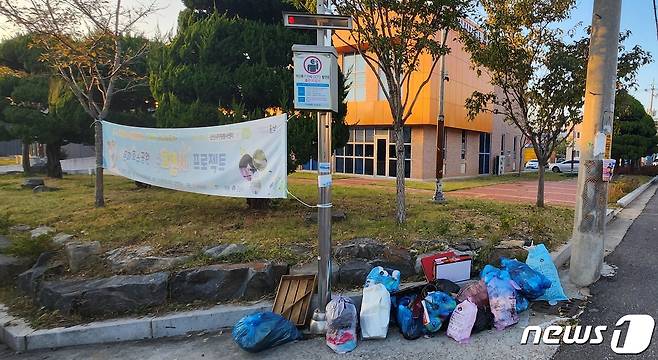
(232, 244, 568, 354)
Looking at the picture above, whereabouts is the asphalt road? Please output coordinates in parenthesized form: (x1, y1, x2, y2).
(553, 192, 658, 359)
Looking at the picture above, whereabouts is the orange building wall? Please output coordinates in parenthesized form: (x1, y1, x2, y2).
(333, 29, 494, 132)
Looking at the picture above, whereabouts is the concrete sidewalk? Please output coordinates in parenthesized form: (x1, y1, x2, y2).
(449, 179, 578, 207)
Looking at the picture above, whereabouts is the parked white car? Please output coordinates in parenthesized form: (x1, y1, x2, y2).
(550, 159, 579, 173)
(525, 159, 539, 169)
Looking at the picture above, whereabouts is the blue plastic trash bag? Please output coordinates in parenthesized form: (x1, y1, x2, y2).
(500, 257, 551, 300)
(480, 265, 520, 330)
(422, 291, 457, 333)
(525, 244, 569, 305)
(396, 295, 426, 340)
(326, 296, 358, 353)
(232, 311, 301, 353)
(365, 266, 401, 292)
(516, 294, 529, 313)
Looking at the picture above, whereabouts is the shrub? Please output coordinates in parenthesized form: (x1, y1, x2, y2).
(6, 234, 55, 260)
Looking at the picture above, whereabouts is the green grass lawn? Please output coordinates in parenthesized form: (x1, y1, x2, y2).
(0, 173, 574, 266)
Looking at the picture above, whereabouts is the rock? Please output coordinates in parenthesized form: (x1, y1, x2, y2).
(121, 256, 192, 273)
(52, 233, 75, 246)
(305, 210, 347, 223)
(370, 247, 415, 277)
(0, 254, 31, 285)
(30, 226, 55, 239)
(334, 238, 385, 260)
(32, 185, 56, 193)
(64, 241, 101, 272)
(0, 235, 11, 251)
(453, 238, 486, 252)
(290, 260, 339, 284)
(204, 243, 247, 259)
(22, 178, 44, 189)
(38, 272, 169, 317)
(496, 240, 526, 249)
(487, 247, 529, 265)
(9, 224, 31, 232)
(17, 252, 64, 297)
(105, 245, 154, 272)
(170, 262, 289, 303)
(337, 260, 373, 287)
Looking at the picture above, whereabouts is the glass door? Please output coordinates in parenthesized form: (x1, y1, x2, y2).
(375, 137, 387, 176)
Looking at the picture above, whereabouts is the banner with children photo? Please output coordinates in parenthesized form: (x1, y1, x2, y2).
(102, 114, 287, 198)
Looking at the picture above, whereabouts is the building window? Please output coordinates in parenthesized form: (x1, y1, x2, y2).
(576, 132, 580, 139)
(461, 130, 467, 160)
(334, 127, 411, 178)
(500, 134, 505, 155)
(513, 136, 518, 159)
(479, 132, 491, 174)
(343, 53, 366, 101)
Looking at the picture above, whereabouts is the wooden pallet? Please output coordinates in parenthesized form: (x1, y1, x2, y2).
(272, 274, 316, 327)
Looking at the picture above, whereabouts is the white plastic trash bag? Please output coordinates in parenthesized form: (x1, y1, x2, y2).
(360, 283, 391, 339)
(447, 299, 478, 343)
(525, 244, 568, 305)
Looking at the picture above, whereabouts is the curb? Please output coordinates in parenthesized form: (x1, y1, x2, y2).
(551, 176, 658, 270)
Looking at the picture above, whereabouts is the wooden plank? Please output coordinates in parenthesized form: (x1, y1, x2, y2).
(272, 275, 292, 314)
(273, 275, 316, 326)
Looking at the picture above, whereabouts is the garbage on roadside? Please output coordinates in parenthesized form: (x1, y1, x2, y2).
(446, 299, 478, 343)
(419, 251, 472, 283)
(525, 244, 569, 305)
(422, 290, 456, 333)
(364, 266, 401, 292)
(500, 257, 551, 299)
(481, 265, 520, 330)
(232, 245, 569, 354)
(360, 283, 391, 339)
(395, 295, 426, 340)
(232, 311, 301, 353)
(326, 296, 358, 353)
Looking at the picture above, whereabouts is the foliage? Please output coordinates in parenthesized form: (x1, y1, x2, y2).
(0, 212, 9, 235)
(332, 0, 470, 223)
(463, 0, 652, 207)
(149, 7, 349, 173)
(5, 233, 55, 260)
(612, 91, 658, 163)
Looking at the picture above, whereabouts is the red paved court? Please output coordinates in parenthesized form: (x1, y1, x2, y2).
(447, 179, 578, 207)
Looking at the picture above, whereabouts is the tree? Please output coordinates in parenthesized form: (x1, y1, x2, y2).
(463, 0, 652, 207)
(149, 2, 350, 208)
(0, 0, 158, 207)
(612, 90, 658, 166)
(330, 0, 470, 224)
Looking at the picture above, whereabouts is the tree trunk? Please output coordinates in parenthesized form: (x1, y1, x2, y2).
(45, 144, 63, 179)
(246, 198, 271, 210)
(394, 125, 406, 224)
(95, 120, 105, 207)
(517, 135, 524, 176)
(536, 162, 545, 208)
(21, 141, 31, 174)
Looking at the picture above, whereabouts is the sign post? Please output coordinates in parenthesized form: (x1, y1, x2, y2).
(285, 2, 351, 335)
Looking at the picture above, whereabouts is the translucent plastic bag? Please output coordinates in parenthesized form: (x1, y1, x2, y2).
(326, 296, 358, 353)
(232, 312, 301, 353)
(500, 257, 551, 299)
(447, 299, 478, 343)
(422, 290, 456, 333)
(525, 244, 568, 305)
(360, 283, 391, 339)
(481, 265, 520, 330)
(456, 279, 489, 309)
(395, 295, 426, 340)
(516, 294, 529, 313)
(365, 266, 401, 292)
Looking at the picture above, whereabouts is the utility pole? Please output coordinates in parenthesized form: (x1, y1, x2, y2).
(433, 30, 449, 203)
(570, 0, 621, 287)
(309, 0, 333, 335)
(647, 80, 656, 117)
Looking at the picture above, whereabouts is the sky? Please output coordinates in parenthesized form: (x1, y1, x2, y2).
(0, 0, 656, 113)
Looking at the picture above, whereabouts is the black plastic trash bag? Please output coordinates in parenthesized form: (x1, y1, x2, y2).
(471, 307, 494, 333)
(500, 257, 551, 300)
(232, 311, 301, 353)
(396, 295, 426, 340)
(434, 279, 461, 295)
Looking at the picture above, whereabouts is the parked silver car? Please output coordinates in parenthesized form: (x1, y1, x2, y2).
(550, 159, 579, 173)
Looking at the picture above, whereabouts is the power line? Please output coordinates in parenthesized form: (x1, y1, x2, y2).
(654, 0, 658, 40)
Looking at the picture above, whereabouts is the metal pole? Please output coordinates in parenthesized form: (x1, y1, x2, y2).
(570, 0, 621, 287)
(433, 30, 449, 203)
(309, 0, 333, 335)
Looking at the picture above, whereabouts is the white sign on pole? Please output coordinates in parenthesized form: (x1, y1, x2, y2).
(293, 45, 338, 112)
